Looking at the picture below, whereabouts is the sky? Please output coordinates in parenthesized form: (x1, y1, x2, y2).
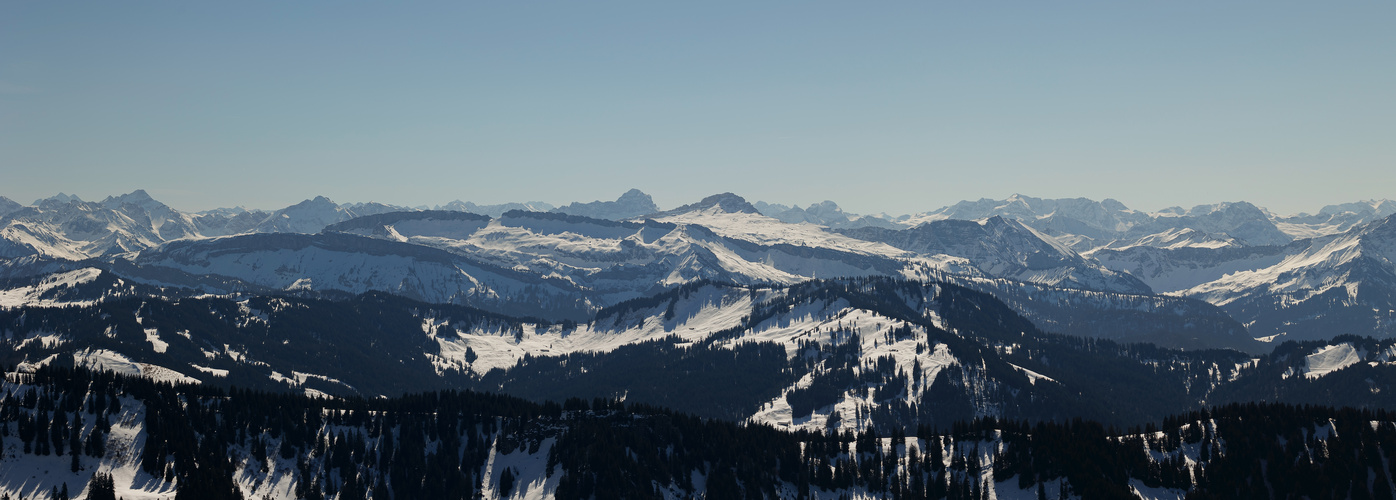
(2, 1, 1392, 216)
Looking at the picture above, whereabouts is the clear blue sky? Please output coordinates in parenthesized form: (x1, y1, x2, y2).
(2, 1, 1392, 215)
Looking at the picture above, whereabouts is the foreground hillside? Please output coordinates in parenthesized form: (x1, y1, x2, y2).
(3, 278, 1394, 434)
(3, 366, 1395, 499)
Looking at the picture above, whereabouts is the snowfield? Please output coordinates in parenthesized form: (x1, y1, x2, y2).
(0, 268, 104, 309)
(1303, 343, 1364, 380)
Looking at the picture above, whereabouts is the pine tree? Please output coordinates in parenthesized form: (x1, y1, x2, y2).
(87, 473, 118, 500)
(498, 467, 516, 498)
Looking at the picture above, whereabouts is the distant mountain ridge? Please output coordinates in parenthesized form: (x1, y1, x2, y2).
(899, 194, 1395, 253)
(553, 188, 659, 220)
(838, 216, 1153, 295)
(3, 188, 1395, 346)
(649, 192, 761, 217)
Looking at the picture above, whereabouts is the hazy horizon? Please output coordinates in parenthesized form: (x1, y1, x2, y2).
(4, 2, 1392, 216)
(5, 186, 1391, 219)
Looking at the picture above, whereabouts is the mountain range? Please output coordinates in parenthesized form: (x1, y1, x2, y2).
(4, 188, 1396, 498)
(3, 189, 1393, 344)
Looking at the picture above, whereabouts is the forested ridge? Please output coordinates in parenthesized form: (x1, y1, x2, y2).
(6, 278, 1396, 434)
(481, 278, 1396, 430)
(3, 366, 1396, 499)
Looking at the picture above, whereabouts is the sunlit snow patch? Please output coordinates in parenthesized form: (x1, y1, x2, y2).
(69, 348, 202, 385)
(1303, 343, 1363, 380)
(1010, 363, 1057, 385)
(145, 328, 168, 353)
(0, 267, 104, 308)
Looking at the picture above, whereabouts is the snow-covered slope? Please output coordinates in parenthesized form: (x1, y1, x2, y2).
(1097, 228, 1239, 251)
(655, 205, 912, 259)
(1273, 199, 1396, 239)
(0, 191, 1256, 349)
(1133, 202, 1292, 247)
(250, 196, 361, 234)
(934, 273, 1257, 352)
(1298, 342, 1364, 380)
(98, 189, 207, 241)
(900, 195, 1304, 253)
(5, 189, 1393, 347)
(1089, 241, 1306, 294)
(322, 207, 1256, 350)
(0, 196, 170, 258)
(133, 232, 589, 317)
(839, 217, 1152, 294)
(900, 195, 1151, 250)
(1180, 214, 1396, 341)
(0, 192, 392, 260)
(327, 208, 921, 306)
(191, 206, 272, 236)
(0, 268, 106, 308)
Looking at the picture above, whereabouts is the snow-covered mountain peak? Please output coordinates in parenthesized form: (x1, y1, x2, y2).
(1183, 200, 1268, 218)
(197, 206, 255, 216)
(752, 201, 792, 216)
(1100, 198, 1129, 211)
(32, 192, 84, 207)
(1094, 200, 1292, 248)
(100, 188, 156, 206)
(1182, 231, 1364, 307)
(1169, 213, 1396, 340)
(803, 200, 847, 219)
(1272, 200, 1396, 239)
(99, 189, 174, 218)
(435, 199, 556, 217)
(807, 200, 843, 212)
(652, 192, 760, 217)
(838, 216, 1153, 293)
(252, 196, 357, 234)
(340, 201, 415, 217)
(0, 196, 21, 217)
(618, 187, 650, 202)
(553, 188, 659, 220)
(0, 195, 184, 258)
(1317, 199, 1396, 217)
(753, 199, 897, 229)
(1357, 213, 1396, 263)
(899, 195, 1380, 252)
(905, 195, 1149, 240)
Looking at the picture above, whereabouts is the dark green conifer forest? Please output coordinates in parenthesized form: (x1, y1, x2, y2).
(3, 366, 1395, 499)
